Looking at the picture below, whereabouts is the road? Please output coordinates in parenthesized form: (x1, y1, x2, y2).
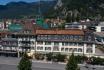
(0, 56, 104, 70)
(0, 56, 65, 70)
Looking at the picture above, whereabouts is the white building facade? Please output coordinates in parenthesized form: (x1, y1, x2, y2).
(35, 29, 96, 56)
(0, 29, 96, 57)
(96, 22, 104, 32)
(36, 41, 95, 56)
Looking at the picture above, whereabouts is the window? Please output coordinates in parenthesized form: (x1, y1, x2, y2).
(96, 38, 102, 42)
(78, 43, 84, 46)
(74, 36, 79, 40)
(69, 42, 73, 46)
(73, 43, 77, 46)
(70, 35, 73, 40)
(47, 35, 51, 39)
(53, 46, 59, 51)
(88, 36, 92, 41)
(78, 48, 82, 52)
(54, 42, 59, 46)
(44, 35, 48, 39)
(69, 48, 73, 52)
(61, 48, 64, 51)
(37, 41, 43, 45)
(65, 42, 69, 46)
(31, 41, 34, 44)
(65, 48, 69, 52)
(65, 35, 69, 40)
(39, 35, 43, 39)
(62, 42, 69, 46)
(62, 35, 67, 40)
(62, 43, 65, 46)
(37, 36, 41, 40)
(101, 27, 104, 31)
(73, 48, 77, 52)
(37, 46, 43, 50)
(69, 42, 77, 46)
(59, 35, 62, 40)
(45, 47, 51, 51)
(31, 47, 34, 49)
(50, 35, 54, 40)
(54, 35, 59, 40)
(45, 42, 51, 45)
(79, 36, 83, 41)
(86, 48, 92, 53)
(87, 44, 92, 47)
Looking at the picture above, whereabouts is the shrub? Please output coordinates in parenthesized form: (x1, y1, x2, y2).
(56, 53, 66, 62)
(90, 57, 104, 65)
(46, 53, 53, 61)
(75, 55, 88, 64)
(46, 53, 66, 62)
(35, 53, 44, 60)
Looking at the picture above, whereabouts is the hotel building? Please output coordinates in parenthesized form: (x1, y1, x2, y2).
(36, 29, 95, 56)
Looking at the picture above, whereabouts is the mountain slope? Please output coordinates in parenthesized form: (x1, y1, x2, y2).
(48, 0, 104, 21)
(0, 1, 56, 19)
(1, 0, 104, 20)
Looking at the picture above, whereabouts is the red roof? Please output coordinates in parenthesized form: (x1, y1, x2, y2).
(36, 29, 84, 35)
(0, 31, 10, 37)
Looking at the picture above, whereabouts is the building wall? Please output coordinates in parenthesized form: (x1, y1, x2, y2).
(96, 26, 101, 32)
(0, 38, 96, 56)
(36, 41, 95, 55)
(0, 38, 18, 52)
(96, 25, 104, 32)
(18, 38, 35, 52)
(0, 31, 96, 57)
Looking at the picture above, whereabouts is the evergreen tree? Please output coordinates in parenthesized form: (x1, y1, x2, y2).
(66, 53, 79, 70)
(18, 53, 32, 70)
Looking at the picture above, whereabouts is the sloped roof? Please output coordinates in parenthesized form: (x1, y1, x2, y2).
(36, 29, 84, 35)
(94, 32, 104, 37)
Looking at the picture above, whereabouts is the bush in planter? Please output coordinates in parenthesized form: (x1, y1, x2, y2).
(35, 53, 40, 60)
(46, 53, 66, 62)
(90, 57, 104, 65)
(39, 54, 44, 60)
(56, 53, 66, 62)
(75, 55, 88, 64)
(46, 53, 53, 61)
(35, 53, 44, 60)
(52, 53, 66, 62)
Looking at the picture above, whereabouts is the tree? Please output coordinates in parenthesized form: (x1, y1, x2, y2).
(18, 53, 32, 70)
(66, 53, 79, 70)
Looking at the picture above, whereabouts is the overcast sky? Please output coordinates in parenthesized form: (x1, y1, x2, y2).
(0, 0, 51, 5)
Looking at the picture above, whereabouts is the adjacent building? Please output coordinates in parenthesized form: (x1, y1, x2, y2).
(95, 22, 104, 32)
(65, 22, 87, 29)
